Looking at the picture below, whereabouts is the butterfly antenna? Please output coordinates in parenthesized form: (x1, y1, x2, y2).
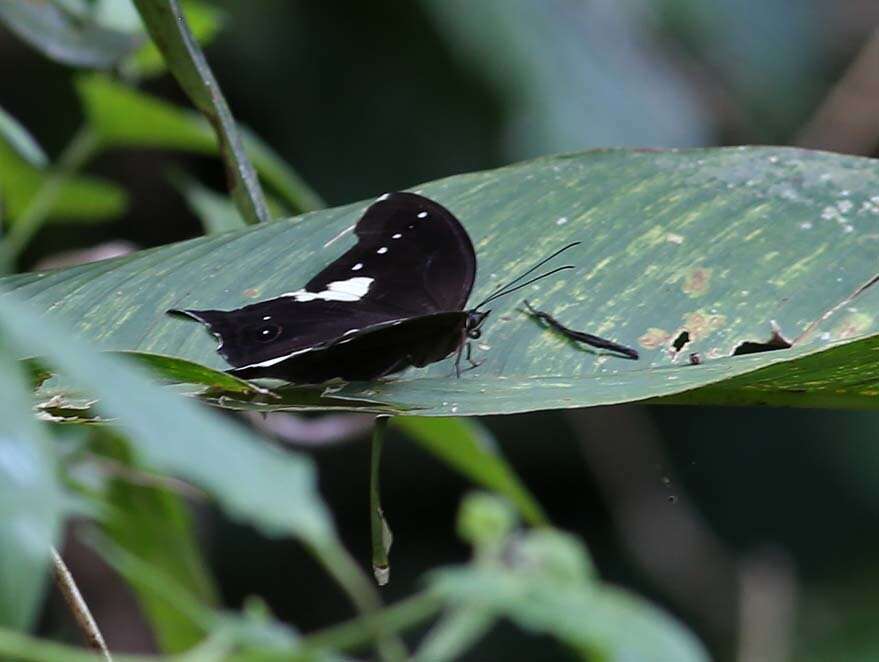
(476, 265, 575, 309)
(474, 242, 581, 309)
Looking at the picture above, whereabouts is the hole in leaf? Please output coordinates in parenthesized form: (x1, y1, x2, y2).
(672, 330, 691, 352)
(732, 325, 792, 356)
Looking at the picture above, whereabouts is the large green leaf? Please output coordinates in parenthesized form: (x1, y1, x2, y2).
(77, 75, 324, 213)
(7, 147, 879, 415)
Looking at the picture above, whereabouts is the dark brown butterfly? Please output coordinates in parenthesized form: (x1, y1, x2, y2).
(169, 192, 574, 383)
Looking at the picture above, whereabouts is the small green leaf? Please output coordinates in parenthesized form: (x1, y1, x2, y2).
(77, 74, 215, 153)
(396, 418, 547, 525)
(77, 75, 324, 213)
(0, 0, 141, 69)
(0, 140, 127, 224)
(0, 340, 68, 630)
(120, 351, 266, 396)
(0, 106, 47, 167)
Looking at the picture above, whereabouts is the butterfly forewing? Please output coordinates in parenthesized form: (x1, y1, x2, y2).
(305, 192, 476, 314)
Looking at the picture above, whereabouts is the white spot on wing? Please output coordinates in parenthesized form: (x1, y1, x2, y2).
(352, 263, 363, 271)
(282, 277, 374, 302)
(392, 233, 402, 239)
(376, 192, 391, 202)
(377, 247, 388, 254)
(262, 316, 271, 320)
(417, 211, 428, 219)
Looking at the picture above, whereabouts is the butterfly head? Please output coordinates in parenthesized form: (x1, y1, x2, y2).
(466, 309, 490, 339)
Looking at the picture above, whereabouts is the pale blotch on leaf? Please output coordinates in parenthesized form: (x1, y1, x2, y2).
(832, 312, 873, 340)
(681, 266, 712, 297)
(638, 327, 671, 349)
(243, 288, 261, 298)
(682, 310, 726, 339)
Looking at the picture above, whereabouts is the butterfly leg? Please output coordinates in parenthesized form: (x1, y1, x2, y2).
(464, 341, 483, 369)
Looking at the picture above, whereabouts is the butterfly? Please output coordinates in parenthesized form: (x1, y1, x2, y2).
(169, 192, 575, 384)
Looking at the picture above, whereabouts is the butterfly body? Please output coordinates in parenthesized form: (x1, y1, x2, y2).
(171, 192, 487, 383)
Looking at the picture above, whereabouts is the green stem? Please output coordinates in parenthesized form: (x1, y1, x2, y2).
(308, 538, 408, 661)
(5, 125, 101, 259)
(133, 0, 270, 225)
(413, 606, 494, 661)
(302, 591, 442, 654)
(370, 415, 392, 585)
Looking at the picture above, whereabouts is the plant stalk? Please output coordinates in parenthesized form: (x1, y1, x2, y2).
(51, 547, 112, 661)
(302, 591, 442, 654)
(133, 0, 270, 225)
(370, 415, 392, 586)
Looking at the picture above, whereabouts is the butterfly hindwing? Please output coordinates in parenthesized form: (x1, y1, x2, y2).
(229, 311, 470, 382)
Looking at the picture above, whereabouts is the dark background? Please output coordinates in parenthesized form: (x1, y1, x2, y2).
(4, 1, 879, 660)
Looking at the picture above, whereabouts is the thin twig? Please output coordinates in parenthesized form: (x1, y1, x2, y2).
(51, 547, 112, 661)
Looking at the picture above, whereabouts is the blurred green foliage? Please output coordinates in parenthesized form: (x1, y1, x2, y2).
(1, 1, 879, 661)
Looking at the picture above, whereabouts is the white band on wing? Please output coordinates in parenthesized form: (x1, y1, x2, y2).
(281, 276, 374, 302)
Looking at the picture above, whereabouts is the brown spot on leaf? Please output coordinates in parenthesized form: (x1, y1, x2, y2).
(243, 288, 260, 298)
(682, 266, 712, 297)
(639, 327, 671, 349)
